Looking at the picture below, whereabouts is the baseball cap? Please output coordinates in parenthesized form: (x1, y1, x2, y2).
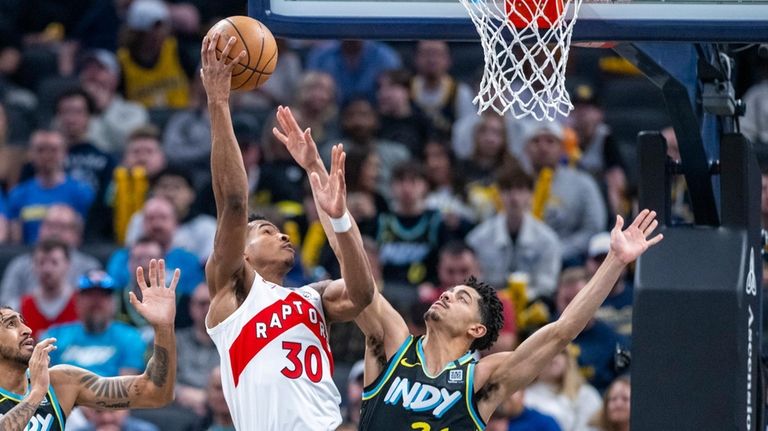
(588, 232, 611, 258)
(522, 120, 565, 144)
(348, 359, 365, 385)
(80, 49, 120, 75)
(127, 0, 170, 31)
(78, 270, 117, 291)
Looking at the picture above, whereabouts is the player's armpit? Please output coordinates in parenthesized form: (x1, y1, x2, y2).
(354, 292, 410, 361)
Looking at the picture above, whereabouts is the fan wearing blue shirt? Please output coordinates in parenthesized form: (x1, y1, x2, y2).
(491, 389, 562, 431)
(7, 130, 95, 244)
(43, 270, 146, 376)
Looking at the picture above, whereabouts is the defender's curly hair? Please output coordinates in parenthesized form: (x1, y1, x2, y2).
(465, 275, 505, 352)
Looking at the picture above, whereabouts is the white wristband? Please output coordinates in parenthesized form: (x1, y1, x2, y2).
(330, 211, 352, 233)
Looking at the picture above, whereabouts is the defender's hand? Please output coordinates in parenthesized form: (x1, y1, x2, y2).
(272, 105, 322, 172)
(131, 259, 179, 328)
(610, 209, 664, 264)
(309, 144, 347, 219)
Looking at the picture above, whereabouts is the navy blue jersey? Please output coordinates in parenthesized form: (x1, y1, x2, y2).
(359, 335, 485, 431)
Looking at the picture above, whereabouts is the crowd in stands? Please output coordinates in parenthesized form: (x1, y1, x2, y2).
(1, 0, 767, 429)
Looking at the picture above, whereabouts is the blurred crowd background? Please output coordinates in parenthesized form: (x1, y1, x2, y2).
(1, 0, 767, 430)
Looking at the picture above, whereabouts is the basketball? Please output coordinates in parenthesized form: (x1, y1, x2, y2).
(205, 16, 278, 91)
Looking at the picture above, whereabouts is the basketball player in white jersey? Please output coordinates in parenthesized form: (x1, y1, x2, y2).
(199, 33, 376, 431)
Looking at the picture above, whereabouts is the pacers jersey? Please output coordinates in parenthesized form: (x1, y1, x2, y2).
(0, 382, 66, 431)
(206, 273, 341, 430)
(360, 335, 486, 431)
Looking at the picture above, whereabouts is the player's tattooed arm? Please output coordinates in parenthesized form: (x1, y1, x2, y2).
(49, 259, 177, 414)
(51, 336, 174, 410)
(0, 397, 43, 430)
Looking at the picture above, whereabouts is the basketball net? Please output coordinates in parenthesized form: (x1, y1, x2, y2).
(459, 0, 582, 121)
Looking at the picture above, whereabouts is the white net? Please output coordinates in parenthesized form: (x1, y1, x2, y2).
(459, 0, 583, 121)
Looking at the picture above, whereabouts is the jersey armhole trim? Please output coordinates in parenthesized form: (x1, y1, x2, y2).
(466, 363, 486, 431)
(362, 335, 414, 401)
(48, 385, 66, 427)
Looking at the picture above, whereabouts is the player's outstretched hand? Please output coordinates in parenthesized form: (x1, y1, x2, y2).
(200, 32, 245, 102)
(610, 209, 664, 264)
(272, 105, 321, 172)
(131, 259, 179, 328)
(309, 144, 347, 219)
(29, 338, 56, 399)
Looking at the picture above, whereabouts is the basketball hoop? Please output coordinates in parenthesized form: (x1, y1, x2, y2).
(459, 0, 582, 121)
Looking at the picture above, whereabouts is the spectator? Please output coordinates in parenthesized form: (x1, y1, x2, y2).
(410, 41, 476, 135)
(343, 360, 364, 426)
(587, 232, 633, 337)
(107, 199, 204, 298)
(195, 367, 236, 431)
(467, 167, 561, 297)
(163, 74, 212, 186)
(375, 161, 450, 294)
(292, 71, 340, 149)
(661, 126, 694, 224)
(0, 204, 101, 310)
(8, 129, 95, 244)
(377, 68, 431, 156)
(252, 113, 308, 211)
(175, 283, 219, 417)
(0, 100, 26, 191)
(233, 38, 302, 110)
(742, 71, 768, 146)
(0, 189, 7, 242)
(329, 97, 410, 200)
(117, 0, 193, 108)
(44, 269, 146, 376)
(72, 407, 159, 431)
(495, 389, 563, 431)
(80, 49, 149, 157)
(121, 125, 168, 177)
(51, 87, 117, 240)
(524, 347, 603, 431)
(555, 267, 629, 392)
(466, 112, 519, 183)
(589, 376, 631, 431)
(125, 166, 216, 263)
(524, 122, 606, 263)
(54, 88, 117, 204)
(20, 238, 79, 338)
(423, 137, 476, 224)
(343, 145, 388, 235)
(306, 40, 401, 105)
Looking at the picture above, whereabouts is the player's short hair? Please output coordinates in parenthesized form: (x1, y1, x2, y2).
(465, 275, 504, 352)
(248, 213, 268, 224)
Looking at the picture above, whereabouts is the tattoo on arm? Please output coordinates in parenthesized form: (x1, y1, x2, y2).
(146, 345, 169, 388)
(0, 398, 41, 430)
(80, 374, 131, 399)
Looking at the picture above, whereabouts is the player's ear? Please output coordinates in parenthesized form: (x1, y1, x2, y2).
(467, 323, 487, 341)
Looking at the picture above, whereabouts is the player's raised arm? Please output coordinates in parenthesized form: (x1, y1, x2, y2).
(306, 144, 375, 321)
(51, 260, 179, 411)
(200, 33, 249, 294)
(272, 106, 350, 255)
(473, 210, 663, 420)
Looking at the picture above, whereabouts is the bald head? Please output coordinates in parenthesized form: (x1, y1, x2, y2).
(39, 205, 83, 247)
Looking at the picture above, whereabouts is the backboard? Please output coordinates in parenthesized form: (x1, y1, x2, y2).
(249, 0, 768, 42)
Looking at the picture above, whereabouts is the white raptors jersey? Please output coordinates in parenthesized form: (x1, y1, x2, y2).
(206, 273, 342, 430)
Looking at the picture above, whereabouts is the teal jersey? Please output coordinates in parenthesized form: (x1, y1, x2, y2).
(359, 335, 485, 431)
(0, 380, 66, 431)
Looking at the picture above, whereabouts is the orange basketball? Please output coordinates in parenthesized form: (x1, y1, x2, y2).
(206, 16, 278, 92)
